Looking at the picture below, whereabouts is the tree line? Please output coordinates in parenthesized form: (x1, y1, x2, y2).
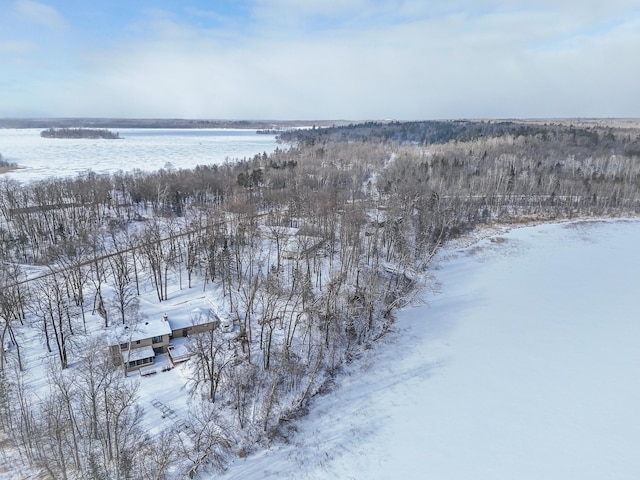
(0, 152, 17, 170)
(40, 128, 121, 139)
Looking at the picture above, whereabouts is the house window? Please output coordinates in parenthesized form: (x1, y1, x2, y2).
(120, 342, 128, 349)
(136, 340, 141, 345)
(152, 335, 163, 344)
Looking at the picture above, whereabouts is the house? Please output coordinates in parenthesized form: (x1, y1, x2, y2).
(108, 315, 173, 373)
(257, 225, 325, 260)
(108, 309, 221, 373)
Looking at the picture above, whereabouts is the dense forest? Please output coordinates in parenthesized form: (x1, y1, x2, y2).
(1, 120, 639, 478)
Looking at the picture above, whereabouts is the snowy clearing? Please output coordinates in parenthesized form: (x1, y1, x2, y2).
(215, 218, 640, 480)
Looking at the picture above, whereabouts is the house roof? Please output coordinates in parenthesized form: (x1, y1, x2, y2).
(121, 346, 155, 363)
(108, 316, 172, 346)
(168, 307, 219, 331)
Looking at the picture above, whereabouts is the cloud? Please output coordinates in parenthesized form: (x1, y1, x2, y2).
(39, 12, 640, 119)
(4, 0, 640, 118)
(14, 0, 68, 32)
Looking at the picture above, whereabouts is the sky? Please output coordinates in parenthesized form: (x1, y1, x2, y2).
(1, 0, 640, 120)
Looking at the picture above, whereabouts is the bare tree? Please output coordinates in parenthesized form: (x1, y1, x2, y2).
(181, 403, 233, 477)
(100, 376, 145, 479)
(187, 322, 237, 403)
(257, 270, 284, 371)
(47, 362, 82, 472)
(50, 239, 92, 332)
(0, 264, 27, 371)
(35, 391, 73, 480)
(138, 220, 169, 302)
(29, 274, 78, 368)
(137, 428, 181, 480)
(106, 239, 139, 325)
(226, 359, 259, 429)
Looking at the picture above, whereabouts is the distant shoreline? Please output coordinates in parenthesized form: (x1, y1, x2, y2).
(0, 118, 348, 130)
(1, 117, 639, 130)
(0, 165, 22, 174)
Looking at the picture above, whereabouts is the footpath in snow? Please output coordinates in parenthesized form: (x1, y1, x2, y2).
(216, 218, 640, 480)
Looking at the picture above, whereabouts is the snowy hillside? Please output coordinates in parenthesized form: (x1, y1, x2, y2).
(215, 219, 640, 480)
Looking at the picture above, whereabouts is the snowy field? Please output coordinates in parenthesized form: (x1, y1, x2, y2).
(215, 219, 640, 480)
(0, 128, 278, 182)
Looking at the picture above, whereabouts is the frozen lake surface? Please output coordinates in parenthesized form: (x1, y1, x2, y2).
(0, 128, 278, 182)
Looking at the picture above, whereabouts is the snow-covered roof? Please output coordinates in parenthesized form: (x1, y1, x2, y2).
(168, 307, 219, 331)
(107, 316, 172, 346)
(121, 346, 155, 363)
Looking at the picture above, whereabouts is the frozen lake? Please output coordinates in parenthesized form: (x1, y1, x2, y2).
(0, 128, 279, 182)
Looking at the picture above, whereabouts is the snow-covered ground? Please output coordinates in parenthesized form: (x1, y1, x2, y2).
(215, 218, 640, 480)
